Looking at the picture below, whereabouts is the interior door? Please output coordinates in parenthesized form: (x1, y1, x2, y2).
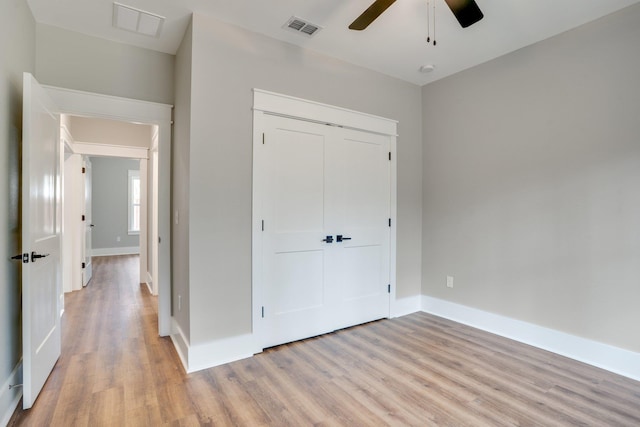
(261, 115, 391, 348)
(82, 157, 93, 286)
(262, 117, 332, 347)
(22, 73, 62, 409)
(330, 129, 391, 330)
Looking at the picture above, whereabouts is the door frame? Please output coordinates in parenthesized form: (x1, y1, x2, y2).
(47, 85, 172, 337)
(251, 89, 398, 352)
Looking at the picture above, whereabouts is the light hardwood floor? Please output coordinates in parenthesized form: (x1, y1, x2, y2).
(9, 255, 640, 426)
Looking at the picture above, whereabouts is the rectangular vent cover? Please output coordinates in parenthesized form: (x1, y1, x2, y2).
(113, 2, 165, 38)
(283, 16, 322, 37)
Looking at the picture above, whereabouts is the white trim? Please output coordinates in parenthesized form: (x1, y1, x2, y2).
(388, 137, 398, 319)
(92, 246, 140, 256)
(253, 89, 398, 136)
(43, 85, 172, 124)
(170, 318, 255, 374)
(187, 334, 256, 373)
(128, 169, 141, 234)
(391, 295, 421, 318)
(145, 271, 154, 296)
(73, 141, 148, 159)
(421, 296, 640, 381)
(170, 318, 189, 373)
(0, 361, 22, 427)
(43, 84, 172, 337)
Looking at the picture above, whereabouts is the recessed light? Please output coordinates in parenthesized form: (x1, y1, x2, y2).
(419, 65, 435, 73)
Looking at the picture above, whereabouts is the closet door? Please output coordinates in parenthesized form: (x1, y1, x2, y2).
(260, 115, 390, 348)
(262, 116, 333, 347)
(329, 128, 391, 330)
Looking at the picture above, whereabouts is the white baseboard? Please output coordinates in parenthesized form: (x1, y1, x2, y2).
(421, 296, 640, 381)
(145, 272, 154, 295)
(391, 295, 421, 318)
(91, 246, 140, 256)
(188, 334, 255, 373)
(170, 318, 189, 373)
(0, 361, 23, 427)
(169, 318, 255, 374)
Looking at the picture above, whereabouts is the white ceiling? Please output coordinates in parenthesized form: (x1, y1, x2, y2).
(27, 0, 640, 86)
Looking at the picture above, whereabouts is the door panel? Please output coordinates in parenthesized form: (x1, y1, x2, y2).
(263, 118, 331, 347)
(332, 130, 390, 330)
(22, 73, 61, 409)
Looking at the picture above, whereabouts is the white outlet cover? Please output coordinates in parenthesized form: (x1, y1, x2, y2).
(446, 276, 454, 288)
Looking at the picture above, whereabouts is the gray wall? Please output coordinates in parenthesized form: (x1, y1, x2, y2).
(172, 20, 193, 339)
(91, 157, 140, 250)
(180, 13, 423, 345)
(0, 0, 35, 418)
(35, 24, 175, 105)
(421, 4, 640, 353)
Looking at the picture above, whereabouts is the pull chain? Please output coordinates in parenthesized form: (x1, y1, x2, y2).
(426, 0, 430, 43)
(433, 0, 436, 46)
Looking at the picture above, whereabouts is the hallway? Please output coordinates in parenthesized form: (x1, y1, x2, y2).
(9, 255, 183, 425)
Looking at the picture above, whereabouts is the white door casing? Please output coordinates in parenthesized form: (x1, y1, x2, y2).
(43, 85, 172, 337)
(22, 73, 62, 409)
(252, 89, 397, 351)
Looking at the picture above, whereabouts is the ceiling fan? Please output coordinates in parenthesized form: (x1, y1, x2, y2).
(349, 0, 484, 31)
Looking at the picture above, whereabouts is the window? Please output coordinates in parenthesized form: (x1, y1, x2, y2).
(128, 170, 141, 234)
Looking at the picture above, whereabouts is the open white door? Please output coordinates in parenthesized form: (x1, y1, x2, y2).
(82, 157, 93, 286)
(22, 73, 62, 409)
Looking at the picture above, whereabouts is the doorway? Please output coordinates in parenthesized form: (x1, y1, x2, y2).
(61, 116, 152, 295)
(48, 84, 172, 336)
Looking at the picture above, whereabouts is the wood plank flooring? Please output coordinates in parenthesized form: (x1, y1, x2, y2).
(9, 255, 640, 426)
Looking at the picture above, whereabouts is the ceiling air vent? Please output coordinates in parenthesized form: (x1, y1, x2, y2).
(113, 2, 165, 37)
(283, 16, 323, 38)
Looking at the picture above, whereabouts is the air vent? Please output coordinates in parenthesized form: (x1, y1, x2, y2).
(113, 2, 165, 38)
(283, 16, 323, 38)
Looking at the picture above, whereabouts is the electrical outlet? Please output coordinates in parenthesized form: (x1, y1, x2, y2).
(116, 236, 121, 242)
(446, 275, 454, 288)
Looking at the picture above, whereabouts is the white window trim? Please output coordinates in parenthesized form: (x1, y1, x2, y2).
(128, 169, 141, 235)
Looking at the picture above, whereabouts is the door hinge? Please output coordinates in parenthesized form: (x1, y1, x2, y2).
(261, 306, 265, 318)
(82, 167, 86, 173)
(82, 262, 86, 269)
(388, 152, 391, 161)
(82, 214, 85, 221)
(261, 220, 264, 231)
(388, 284, 391, 294)
(262, 133, 265, 145)
(388, 218, 391, 227)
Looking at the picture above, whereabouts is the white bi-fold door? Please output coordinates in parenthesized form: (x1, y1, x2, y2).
(259, 115, 391, 348)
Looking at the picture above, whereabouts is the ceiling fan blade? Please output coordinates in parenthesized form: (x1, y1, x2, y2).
(349, 0, 397, 31)
(443, 0, 484, 28)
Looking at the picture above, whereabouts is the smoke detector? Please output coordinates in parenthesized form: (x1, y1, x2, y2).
(283, 16, 323, 38)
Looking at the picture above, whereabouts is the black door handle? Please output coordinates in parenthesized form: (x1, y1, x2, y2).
(31, 251, 50, 262)
(336, 235, 352, 242)
(322, 235, 334, 243)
